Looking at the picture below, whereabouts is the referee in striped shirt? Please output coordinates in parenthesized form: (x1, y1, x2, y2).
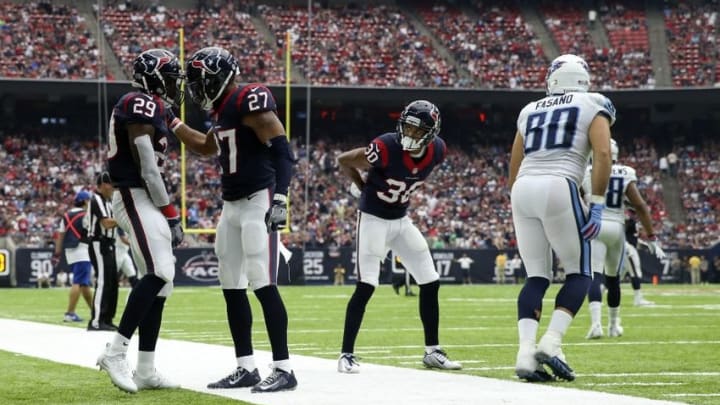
(87, 172, 119, 331)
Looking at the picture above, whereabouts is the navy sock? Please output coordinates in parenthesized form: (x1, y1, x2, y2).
(587, 272, 604, 302)
(555, 273, 592, 315)
(341, 282, 375, 354)
(631, 276, 641, 291)
(138, 297, 165, 352)
(517, 277, 550, 320)
(419, 280, 440, 346)
(223, 289, 253, 358)
(605, 276, 621, 307)
(117, 274, 166, 339)
(254, 285, 289, 361)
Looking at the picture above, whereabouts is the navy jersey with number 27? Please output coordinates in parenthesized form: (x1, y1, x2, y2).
(360, 133, 446, 219)
(212, 83, 278, 201)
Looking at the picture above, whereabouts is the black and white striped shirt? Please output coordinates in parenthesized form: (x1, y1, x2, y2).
(87, 192, 115, 241)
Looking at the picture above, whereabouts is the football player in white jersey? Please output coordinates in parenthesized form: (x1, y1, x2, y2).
(583, 140, 665, 339)
(509, 54, 613, 382)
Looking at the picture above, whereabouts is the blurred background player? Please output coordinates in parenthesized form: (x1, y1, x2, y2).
(624, 213, 664, 305)
(97, 48, 214, 393)
(336, 100, 461, 374)
(509, 54, 613, 382)
(494, 251, 508, 284)
(87, 171, 119, 331)
(53, 190, 93, 323)
(390, 253, 415, 296)
(455, 253, 474, 285)
(115, 228, 139, 288)
(185, 46, 297, 393)
(583, 140, 666, 339)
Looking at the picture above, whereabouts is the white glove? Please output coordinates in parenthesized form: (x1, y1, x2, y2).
(350, 182, 362, 198)
(646, 237, 666, 260)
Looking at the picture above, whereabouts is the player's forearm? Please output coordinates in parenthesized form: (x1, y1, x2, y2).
(636, 203, 655, 237)
(134, 135, 170, 207)
(174, 125, 218, 156)
(590, 152, 611, 199)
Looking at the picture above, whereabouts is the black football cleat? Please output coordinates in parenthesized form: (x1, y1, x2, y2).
(207, 367, 261, 389)
(534, 352, 575, 381)
(251, 368, 297, 393)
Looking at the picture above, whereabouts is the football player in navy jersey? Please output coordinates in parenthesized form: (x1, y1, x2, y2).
(97, 49, 217, 394)
(185, 46, 297, 393)
(336, 100, 462, 374)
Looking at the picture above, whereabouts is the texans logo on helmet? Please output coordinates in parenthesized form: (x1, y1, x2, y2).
(191, 56, 221, 74)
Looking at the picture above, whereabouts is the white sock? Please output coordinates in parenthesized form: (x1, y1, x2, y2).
(589, 301, 602, 325)
(273, 359, 292, 373)
(634, 289, 642, 300)
(237, 355, 256, 371)
(547, 309, 573, 337)
(425, 345, 440, 355)
(608, 306, 620, 325)
(518, 318, 539, 349)
(136, 351, 155, 377)
(109, 333, 130, 355)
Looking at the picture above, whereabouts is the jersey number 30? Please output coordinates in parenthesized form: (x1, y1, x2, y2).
(524, 107, 579, 153)
(377, 179, 423, 204)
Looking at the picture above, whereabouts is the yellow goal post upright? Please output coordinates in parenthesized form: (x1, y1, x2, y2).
(177, 28, 294, 235)
(178, 27, 215, 235)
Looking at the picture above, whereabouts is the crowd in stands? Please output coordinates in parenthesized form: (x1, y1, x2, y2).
(1, 1, 716, 88)
(0, 1, 100, 79)
(0, 132, 712, 252)
(663, 0, 718, 87)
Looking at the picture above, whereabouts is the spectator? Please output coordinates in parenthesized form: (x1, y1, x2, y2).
(688, 255, 702, 284)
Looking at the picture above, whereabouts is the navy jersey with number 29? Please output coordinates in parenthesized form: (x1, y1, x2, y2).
(360, 133, 446, 219)
(107, 92, 171, 187)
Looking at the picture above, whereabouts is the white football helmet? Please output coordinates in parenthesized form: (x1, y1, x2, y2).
(611, 139, 619, 162)
(546, 54, 590, 95)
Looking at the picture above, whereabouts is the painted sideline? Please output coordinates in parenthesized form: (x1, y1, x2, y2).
(0, 319, 681, 405)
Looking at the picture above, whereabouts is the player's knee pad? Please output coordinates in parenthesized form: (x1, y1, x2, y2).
(241, 221, 268, 256)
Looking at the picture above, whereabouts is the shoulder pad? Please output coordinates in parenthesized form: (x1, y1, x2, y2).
(236, 84, 277, 115)
(589, 92, 616, 126)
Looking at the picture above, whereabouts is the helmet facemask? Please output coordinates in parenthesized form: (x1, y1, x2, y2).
(131, 49, 185, 107)
(186, 47, 239, 111)
(396, 100, 441, 154)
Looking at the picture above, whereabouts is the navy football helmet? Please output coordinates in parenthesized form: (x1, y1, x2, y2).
(131, 49, 184, 106)
(396, 100, 441, 152)
(185, 47, 239, 111)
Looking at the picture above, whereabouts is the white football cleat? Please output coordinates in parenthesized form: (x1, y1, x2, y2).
(608, 323, 624, 337)
(97, 344, 137, 393)
(634, 298, 654, 306)
(586, 323, 604, 339)
(423, 349, 462, 370)
(337, 353, 360, 374)
(133, 369, 180, 390)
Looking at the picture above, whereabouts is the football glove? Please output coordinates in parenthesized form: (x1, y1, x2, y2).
(581, 203, 604, 241)
(646, 236, 666, 260)
(161, 205, 184, 248)
(265, 194, 288, 232)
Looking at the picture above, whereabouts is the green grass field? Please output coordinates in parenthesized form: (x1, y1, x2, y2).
(1, 283, 719, 404)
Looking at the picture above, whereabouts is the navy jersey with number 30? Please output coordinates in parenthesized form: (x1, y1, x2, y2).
(212, 83, 278, 201)
(108, 92, 171, 187)
(360, 133, 446, 219)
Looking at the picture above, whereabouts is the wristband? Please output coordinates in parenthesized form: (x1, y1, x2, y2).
(161, 205, 179, 219)
(590, 195, 605, 205)
(273, 193, 287, 203)
(169, 118, 183, 134)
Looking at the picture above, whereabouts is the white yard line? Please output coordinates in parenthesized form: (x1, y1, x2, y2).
(0, 318, 684, 405)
